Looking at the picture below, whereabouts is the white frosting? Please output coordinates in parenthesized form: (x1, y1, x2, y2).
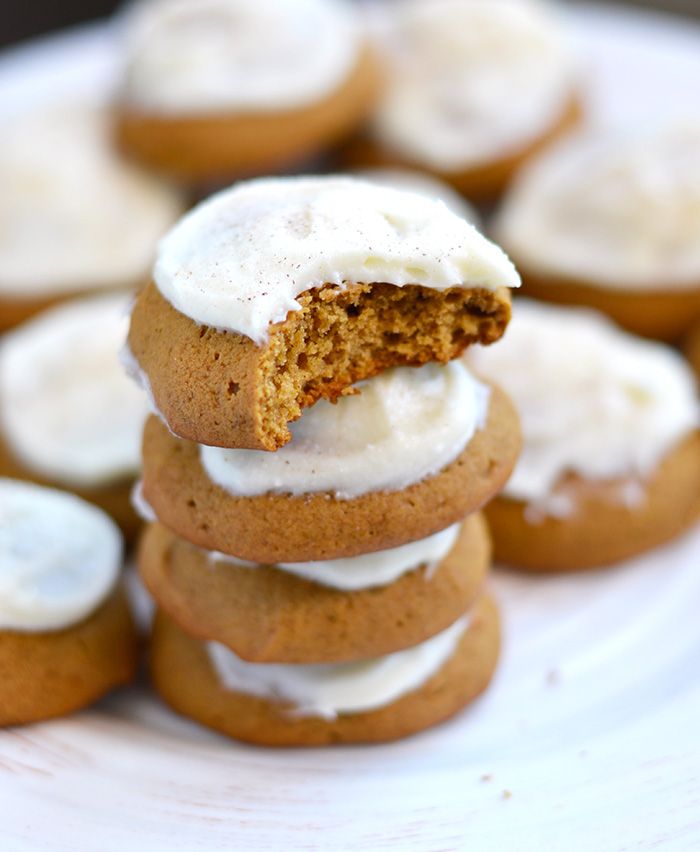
(0, 294, 149, 488)
(0, 105, 183, 297)
(465, 300, 700, 512)
(131, 480, 158, 523)
(497, 123, 700, 289)
(207, 613, 470, 718)
(0, 479, 122, 631)
(200, 361, 490, 499)
(355, 168, 480, 225)
(120, 0, 361, 115)
(153, 176, 519, 345)
(371, 0, 575, 171)
(209, 523, 461, 591)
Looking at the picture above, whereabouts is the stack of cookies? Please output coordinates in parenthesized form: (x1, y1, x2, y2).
(128, 176, 521, 745)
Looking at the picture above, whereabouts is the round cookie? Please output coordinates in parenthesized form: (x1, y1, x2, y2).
(139, 513, 490, 663)
(467, 300, 700, 571)
(485, 432, 700, 571)
(496, 124, 700, 341)
(0, 105, 183, 332)
(127, 176, 518, 451)
(115, 0, 379, 183)
(342, 0, 581, 201)
(0, 479, 138, 726)
(139, 379, 520, 563)
(0, 294, 150, 540)
(150, 594, 500, 746)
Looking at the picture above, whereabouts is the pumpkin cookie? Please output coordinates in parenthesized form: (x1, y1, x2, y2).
(139, 512, 490, 663)
(0, 479, 137, 726)
(466, 300, 700, 571)
(496, 123, 700, 340)
(139, 365, 520, 562)
(150, 593, 499, 746)
(0, 294, 150, 540)
(342, 0, 580, 201)
(126, 176, 518, 451)
(115, 0, 379, 183)
(0, 105, 183, 332)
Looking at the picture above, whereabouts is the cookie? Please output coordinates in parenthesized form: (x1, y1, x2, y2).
(0, 294, 150, 540)
(466, 300, 700, 571)
(115, 0, 378, 183)
(496, 124, 700, 341)
(485, 432, 700, 571)
(685, 321, 700, 380)
(342, 0, 581, 201)
(139, 378, 520, 562)
(150, 593, 499, 746)
(0, 585, 137, 727)
(127, 177, 518, 450)
(0, 105, 183, 332)
(0, 479, 138, 726)
(139, 512, 490, 663)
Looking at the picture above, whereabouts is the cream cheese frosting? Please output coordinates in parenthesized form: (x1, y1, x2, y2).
(355, 168, 480, 224)
(497, 123, 700, 289)
(200, 361, 490, 499)
(370, 0, 575, 171)
(0, 105, 183, 297)
(208, 523, 461, 591)
(0, 294, 150, 488)
(207, 613, 470, 718)
(120, 0, 362, 115)
(153, 175, 520, 345)
(465, 300, 700, 513)
(0, 479, 122, 632)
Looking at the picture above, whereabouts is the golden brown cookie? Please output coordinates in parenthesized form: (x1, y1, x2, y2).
(150, 593, 499, 746)
(518, 266, 700, 342)
(339, 97, 582, 203)
(129, 279, 512, 451)
(116, 49, 379, 184)
(486, 431, 700, 572)
(138, 513, 490, 663)
(140, 384, 520, 563)
(683, 321, 700, 379)
(0, 431, 141, 543)
(0, 584, 138, 727)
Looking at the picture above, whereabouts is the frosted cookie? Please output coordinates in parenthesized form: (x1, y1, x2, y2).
(496, 123, 700, 340)
(355, 168, 480, 224)
(139, 513, 489, 663)
(140, 361, 520, 562)
(466, 300, 700, 571)
(115, 0, 378, 183)
(150, 593, 499, 746)
(0, 294, 150, 538)
(343, 0, 580, 200)
(0, 105, 183, 332)
(127, 176, 519, 450)
(0, 479, 137, 726)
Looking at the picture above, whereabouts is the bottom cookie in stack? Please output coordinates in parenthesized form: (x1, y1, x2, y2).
(140, 514, 500, 746)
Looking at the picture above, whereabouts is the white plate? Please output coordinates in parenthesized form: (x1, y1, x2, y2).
(2, 5, 700, 850)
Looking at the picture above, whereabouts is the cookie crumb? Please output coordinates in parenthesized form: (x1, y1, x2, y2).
(480, 774, 493, 783)
(546, 668, 561, 686)
(502, 790, 512, 800)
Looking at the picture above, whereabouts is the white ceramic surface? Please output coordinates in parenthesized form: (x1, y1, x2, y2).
(1, 4, 700, 850)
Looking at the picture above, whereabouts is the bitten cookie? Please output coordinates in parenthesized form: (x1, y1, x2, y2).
(150, 593, 500, 746)
(139, 363, 521, 562)
(466, 300, 700, 571)
(341, 0, 580, 201)
(0, 479, 137, 726)
(0, 105, 183, 331)
(126, 176, 518, 451)
(496, 123, 700, 341)
(115, 0, 379, 183)
(0, 294, 150, 540)
(139, 512, 490, 663)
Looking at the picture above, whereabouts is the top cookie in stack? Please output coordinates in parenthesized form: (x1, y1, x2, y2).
(127, 176, 517, 450)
